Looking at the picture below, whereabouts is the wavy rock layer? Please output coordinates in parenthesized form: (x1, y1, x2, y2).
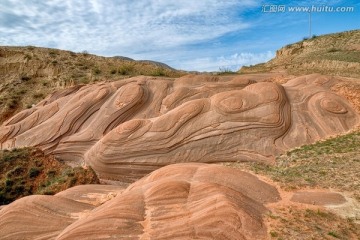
(0, 163, 281, 240)
(0, 195, 95, 239)
(0, 74, 358, 181)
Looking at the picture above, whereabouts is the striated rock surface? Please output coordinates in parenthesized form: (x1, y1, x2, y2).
(0, 195, 95, 239)
(0, 163, 281, 239)
(0, 74, 358, 182)
(290, 191, 346, 206)
(55, 184, 125, 206)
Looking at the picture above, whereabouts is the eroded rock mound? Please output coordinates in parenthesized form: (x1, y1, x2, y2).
(0, 74, 358, 182)
(0, 195, 95, 239)
(0, 163, 280, 239)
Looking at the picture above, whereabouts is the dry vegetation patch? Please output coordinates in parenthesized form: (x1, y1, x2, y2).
(225, 130, 360, 200)
(266, 206, 359, 239)
(0, 46, 186, 124)
(239, 30, 360, 78)
(0, 147, 99, 205)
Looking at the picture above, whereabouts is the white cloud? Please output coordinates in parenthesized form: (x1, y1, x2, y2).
(0, 0, 266, 71)
(0, 0, 273, 72)
(176, 51, 274, 72)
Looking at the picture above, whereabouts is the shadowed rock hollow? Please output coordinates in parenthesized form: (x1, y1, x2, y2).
(0, 74, 358, 182)
(0, 163, 281, 239)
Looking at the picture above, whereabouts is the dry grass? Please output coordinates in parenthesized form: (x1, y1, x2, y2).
(266, 206, 359, 239)
(238, 30, 360, 78)
(225, 130, 360, 201)
(0, 148, 99, 205)
(0, 46, 186, 124)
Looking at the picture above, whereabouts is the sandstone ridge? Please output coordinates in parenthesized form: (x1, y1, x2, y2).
(0, 163, 280, 240)
(0, 73, 358, 182)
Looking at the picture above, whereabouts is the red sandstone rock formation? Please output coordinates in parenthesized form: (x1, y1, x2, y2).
(0, 74, 358, 182)
(0, 163, 280, 239)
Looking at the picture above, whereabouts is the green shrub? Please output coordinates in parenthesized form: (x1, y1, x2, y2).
(328, 231, 339, 238)
(270, 231, 278, 237)
(217, 67, 237, 75)
(5, 179, 14, 187)
(151, 68, 166, 76)
(93, 68, 101, 75)
(118, 64, 134, 75)
(28, 167, 42, 178)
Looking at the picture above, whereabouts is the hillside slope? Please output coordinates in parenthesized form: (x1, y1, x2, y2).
(0, 74, 358, 183)
(240, 30, 360, 78)
(0, 46, 185, 124)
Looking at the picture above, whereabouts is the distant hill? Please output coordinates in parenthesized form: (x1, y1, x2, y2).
(0, 46, 185, 123)
(112, 56, 176, 70)
(239, 30, 360, 78)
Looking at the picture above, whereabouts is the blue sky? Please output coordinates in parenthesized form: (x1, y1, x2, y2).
(0, 0, 359, 71)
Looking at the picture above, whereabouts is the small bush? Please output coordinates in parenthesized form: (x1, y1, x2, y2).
(5, 179, 14, 187)
(18, 89, 27, 95)
(7, 99, 18, 109)
(270, 231, 278, 237)
(69, 51, 77, 57)
(217, 67, 237, 75)
(20, 75, 31, 81)
(49, 51, 57, 57)
(14, 185, 25, 194)
(328, 48, 339, 53)
(77, 77, 90, 84)
(118, 64, 134, 75)
(151, 68, 166, 77)
(7, 166, 26, 177)
(28, 167, 42, 178)
(328, 231, 339, 238)
(47, 169, 56, 177)
(93, 68, 101, 75)
(25, 54, 32, 60)
(33, 93, 45, 99)
(67, 177, 78, 188)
